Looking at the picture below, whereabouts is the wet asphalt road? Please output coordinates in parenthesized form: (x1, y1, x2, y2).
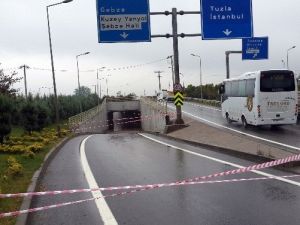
(171, 102, 300, 150)
(27, 133, 300, 225)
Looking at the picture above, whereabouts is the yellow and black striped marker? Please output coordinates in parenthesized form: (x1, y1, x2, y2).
(174, 92, 184, 106)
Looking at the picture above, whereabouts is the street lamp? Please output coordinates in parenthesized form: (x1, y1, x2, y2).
(287, 46, 296, 70)
(76, 51, 90, 112)
(167, 55, 175, 86)
(191, 53, 203, 99)
(46, 0, 73, 136)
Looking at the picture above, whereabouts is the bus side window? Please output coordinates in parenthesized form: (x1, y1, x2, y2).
(238, 80, 246, 97)
(225, 82, 231, 96)
(246, 79, 255, 97)
(231, 81, 239, 97)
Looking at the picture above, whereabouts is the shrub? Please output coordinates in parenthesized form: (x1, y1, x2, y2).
(7, 156, 18, 166)
(26, 143, 44, 153)
(23, 150, 35, 159)
(7, 156, 23, 176)
(8, 163, 23, 176)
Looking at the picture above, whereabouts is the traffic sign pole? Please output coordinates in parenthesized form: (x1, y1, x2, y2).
(225, 51, 242, 79)
(172, 8, 184, 124)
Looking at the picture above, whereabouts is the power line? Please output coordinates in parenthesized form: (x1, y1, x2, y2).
(1, 57, 169, 74)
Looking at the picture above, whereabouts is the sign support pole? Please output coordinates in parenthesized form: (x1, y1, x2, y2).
(225, 51, 242, 79)
(172, 8, 184, 124)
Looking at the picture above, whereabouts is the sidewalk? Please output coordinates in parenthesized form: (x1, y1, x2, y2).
(166, 117, 297, 160)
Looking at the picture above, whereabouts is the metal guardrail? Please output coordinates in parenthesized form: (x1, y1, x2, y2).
(68, 101, 105, 128)
(185, 97, 221, 108)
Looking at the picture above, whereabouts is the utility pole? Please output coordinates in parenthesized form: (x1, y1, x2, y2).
(19, 65, 30, 99)
(106, 75, 111, 96)
(225, 51, 242, 79)
(154, 71, 163, 91)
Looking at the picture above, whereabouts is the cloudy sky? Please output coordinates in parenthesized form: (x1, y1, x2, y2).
(0, 0, 300, 96)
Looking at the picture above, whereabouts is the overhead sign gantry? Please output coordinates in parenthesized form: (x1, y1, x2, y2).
(201, 0, 253, 40)
(96, 0, 151, 43)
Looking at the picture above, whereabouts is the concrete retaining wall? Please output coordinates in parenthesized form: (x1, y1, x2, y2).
(107, 100, 140, 111)
(140, 98, 168, 133)
(74, 99, 108, 133)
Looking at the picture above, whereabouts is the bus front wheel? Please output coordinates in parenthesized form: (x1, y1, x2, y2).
(226, 113, 232, 124)
(241, 116, 248, 129)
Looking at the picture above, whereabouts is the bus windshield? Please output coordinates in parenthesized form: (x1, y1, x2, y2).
(260, 71, 295, 92)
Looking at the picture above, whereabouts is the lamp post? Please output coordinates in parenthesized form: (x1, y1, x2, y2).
(46, 0, 73, 136)
(167, 55, 175, 85)
(191, 53, 203, 99)
(76, 51, 90, 112)
(287, 46, 296, 70)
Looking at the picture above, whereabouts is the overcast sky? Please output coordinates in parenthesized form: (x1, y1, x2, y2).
(0, 0, 300, 96)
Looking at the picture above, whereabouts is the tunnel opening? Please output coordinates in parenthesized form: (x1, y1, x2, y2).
(107, 110, 141, 132)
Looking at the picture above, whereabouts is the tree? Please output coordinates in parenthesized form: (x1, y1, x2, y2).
(21, 101, 38, 134)
(74, 86, 91, 97)
(36, 104, 50, 131)
(0, 67, 22, 96)
(0, 95, 12, 143)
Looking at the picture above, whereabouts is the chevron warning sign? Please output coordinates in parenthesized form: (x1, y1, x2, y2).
(174, 92, 184, 106)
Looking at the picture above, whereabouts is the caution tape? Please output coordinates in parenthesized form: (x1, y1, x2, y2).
(1, 174, 299, 199)
(1, 153, 299, 218)
(1, 174, 299, 218)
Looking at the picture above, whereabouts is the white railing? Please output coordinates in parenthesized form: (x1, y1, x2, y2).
(68, 102, 105, 128)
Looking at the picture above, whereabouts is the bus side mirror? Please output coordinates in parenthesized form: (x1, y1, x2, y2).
(219, 84, 225, 94)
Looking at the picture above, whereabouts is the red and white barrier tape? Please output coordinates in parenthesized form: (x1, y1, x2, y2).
(1, 154, 299, 218)
(1, 174, 299, 218)
(1, 174, 299, 199)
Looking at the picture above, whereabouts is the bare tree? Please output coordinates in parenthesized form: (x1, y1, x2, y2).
(0, 67, 22, 96)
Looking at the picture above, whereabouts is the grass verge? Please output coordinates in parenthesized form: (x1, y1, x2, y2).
(0, 124, 70, 225)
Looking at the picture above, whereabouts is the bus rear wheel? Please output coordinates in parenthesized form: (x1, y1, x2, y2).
(226, 113, 232, 124)
(241, 116, 248, 129)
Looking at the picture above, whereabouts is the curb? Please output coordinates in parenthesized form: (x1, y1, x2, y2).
(15, 136, 71, 225)
(151, 132, 300, 170)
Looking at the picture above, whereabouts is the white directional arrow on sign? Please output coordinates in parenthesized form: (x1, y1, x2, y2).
(120, 32, 129, 39)
(223, 29, 232, 36)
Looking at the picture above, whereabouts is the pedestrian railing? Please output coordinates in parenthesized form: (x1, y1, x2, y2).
(68, 100, 105, 129)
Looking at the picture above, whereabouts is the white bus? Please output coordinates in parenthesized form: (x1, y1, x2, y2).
(219, 70, 298, 128)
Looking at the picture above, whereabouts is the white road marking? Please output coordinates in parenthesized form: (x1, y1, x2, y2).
(168, 105, 300, 152)
(139, 133, 300, 187)
(80, 135, 118, 225)
(185, 102, 222, 112)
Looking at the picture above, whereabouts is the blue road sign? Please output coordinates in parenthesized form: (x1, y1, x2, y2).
(96, 0, 151, 43)
(201, 0, 253, 40)
(242, 37, 269, 60)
